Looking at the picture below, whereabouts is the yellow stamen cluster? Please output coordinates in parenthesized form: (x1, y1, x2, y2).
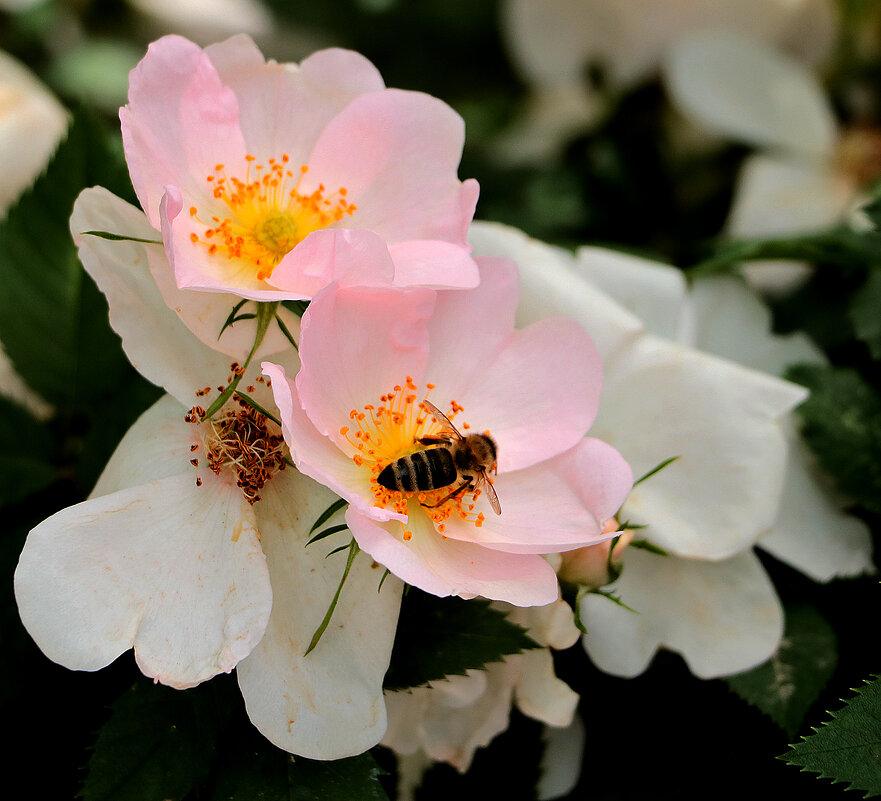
(338, 376, 488, 542)
(189, 155, 357, 281)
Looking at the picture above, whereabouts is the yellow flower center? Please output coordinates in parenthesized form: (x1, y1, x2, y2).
(339, 376, 490, 541)
(188, 154, 357, 281)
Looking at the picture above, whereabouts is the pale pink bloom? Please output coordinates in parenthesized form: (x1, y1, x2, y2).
(384, 599, 581, 799)
(263, 258, 632, 607)
(15, 218, 402, 759)
(119, 34, 479, 303)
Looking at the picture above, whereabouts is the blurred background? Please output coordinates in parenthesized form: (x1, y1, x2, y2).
(2, 1, 881, 798)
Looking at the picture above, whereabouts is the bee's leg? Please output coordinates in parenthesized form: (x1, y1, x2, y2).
(417, 434, 452, 446)
(420, 477, 474, 508)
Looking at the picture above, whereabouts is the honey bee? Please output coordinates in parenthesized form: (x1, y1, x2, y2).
(377, 400, 501, 515)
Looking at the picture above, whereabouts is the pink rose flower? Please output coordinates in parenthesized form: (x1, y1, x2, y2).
(263, 257, 632, 606)
(120, 34, 480, 302)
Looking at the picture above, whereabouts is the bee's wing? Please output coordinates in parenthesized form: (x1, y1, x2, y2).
(420, 399, 463, 440)
(479, 475, 502, 515)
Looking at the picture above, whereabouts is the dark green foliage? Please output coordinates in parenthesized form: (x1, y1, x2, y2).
(82, 682, 222, 801)
(726, 605, 838, 737)
(0, 395, 56, 506)
(0, 109, 134, 408)
(786, 365, 881, 516)
(781, 675, 881, 797)
(384, 590, 539, 692)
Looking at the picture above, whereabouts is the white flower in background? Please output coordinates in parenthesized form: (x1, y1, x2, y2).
(469, 221, 872, 679)
(0, 49, 67, 419)
(383, 598, 580, 800)
(663, 30, 879, 294)
(14, 191, 403, 758)
(128, 0, 273, 43)
(498, 0, 837, 162)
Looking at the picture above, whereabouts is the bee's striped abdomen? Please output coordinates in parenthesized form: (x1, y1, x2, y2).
(378, 448, 457, 493)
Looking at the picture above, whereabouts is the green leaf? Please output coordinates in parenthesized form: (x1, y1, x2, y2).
(281, 299, 310, 318)
(309, 497, 348, 534)
(726, 604, 837, 737)
(781, 674, 881, 797)
(850, 268, 881, 359)
(786, 365, 881, 515)
(306, 523, 350, 546)
(0, 395, 56, 506)
(80, 230, 162, 245)
(305, 539, 359, 656)
(289, 753, 389, 801)
(384, 590, 540, 692)
(82, 681, 219, 801)
(212, 749, 388, 801)
(633, 455, 679, 486)
(0, 109, 133, 408)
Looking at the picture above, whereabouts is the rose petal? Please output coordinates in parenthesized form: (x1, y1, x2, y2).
(121, 34, 247, 227)
(306, 89, 475, 244)
(468, 221, 644, 363)
(70, 187, 232, 406)
(347, 508, 560, 606)
(580, 547, 783, 678)
(388, 239, 480, 290)
(663, 31, 836, 156)
(237, 470, 402, 758)
(595, 334, 806, 559)
(15, 470, 271, 688)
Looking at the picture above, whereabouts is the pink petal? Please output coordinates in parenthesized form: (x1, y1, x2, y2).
(121, 35, 247, 228)
(388, 240, 480, 289)
(438, 461, 611, 555)
(294, 283, 434, 442)
(547, 437, 633, 525)
(305, 89, 476, 244)
(423, 257, 519, 398)
(205, 40, 385, 165)
(261, 361, 405, 523)
(347, 509, 560, 606)
(455, 317, 603, 473)
(160, 184, 302, 301)
(266, 227, 395, 296)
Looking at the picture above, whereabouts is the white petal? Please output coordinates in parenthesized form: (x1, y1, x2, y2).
(237, 470, 403, 758)
(91, 395, 199, 497)
(0, 50, 68, 216)
(664, 31, 836, 156)
(537, 716, 585, 801)
(726, 153, 850, 239)
(687, 275, 826, 374)
(574, 246, 688, 342)
(759, 426, 874, 581)
(596, 334, 806, 558)
(580, 547, 783, 678)
(468, 221, 643, 362)
(514, 648, 578, 727)
(15, 471, 271, 688)
(70, 188, 232, 406)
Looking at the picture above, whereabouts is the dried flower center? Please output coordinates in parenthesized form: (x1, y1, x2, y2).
(187, 400, 287, 504)
(338, 376, 490, 541)
(189, 155, 357, 281)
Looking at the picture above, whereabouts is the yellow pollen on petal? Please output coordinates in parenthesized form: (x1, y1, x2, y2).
(341, 377, 490, 538)
(189, 155, 357, 281)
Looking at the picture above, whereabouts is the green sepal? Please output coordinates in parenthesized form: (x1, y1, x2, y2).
(304, 538, 359, 656)
(282, 299, 310, 318)
(633, 455, 680, 487)
(81, 230, 162, 245)
(306, 523, 349, 546)
(628, 539, 669, 556)
(309, 497, 349, 534)
(591, 588, 638, 614)
(218, 299, 249, 340)
(232, 391, 281, 425)
(275, 313, 298, 350)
